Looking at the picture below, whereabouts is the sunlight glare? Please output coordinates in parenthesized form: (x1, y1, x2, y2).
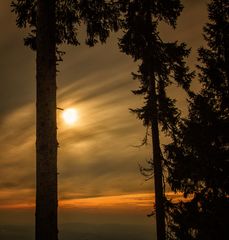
(62, 108, 79, 125)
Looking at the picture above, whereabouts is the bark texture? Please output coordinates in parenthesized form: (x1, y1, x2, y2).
(36, 0, 58, 239)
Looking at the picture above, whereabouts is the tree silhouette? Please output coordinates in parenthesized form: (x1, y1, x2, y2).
(36, 1, 57, 239)
(11, 1, 119, 239)
(118, 1, 193, 239)
(165, 0, 229, 239)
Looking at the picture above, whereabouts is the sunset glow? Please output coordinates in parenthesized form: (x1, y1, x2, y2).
(62, 108, 79, 125)
(0, 1, 212, 239)
(0, 192, 186, 210)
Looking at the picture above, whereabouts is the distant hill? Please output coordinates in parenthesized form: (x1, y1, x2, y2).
(0, 222, 155, 240)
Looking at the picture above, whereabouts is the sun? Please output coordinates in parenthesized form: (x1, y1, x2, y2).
(62, 108, 79, 125)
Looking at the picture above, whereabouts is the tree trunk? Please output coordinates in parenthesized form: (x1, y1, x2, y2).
(36, 0, 58, 240)
(149, 76, 166, 240)
(145, 2, 166, 238)
(224, 30, 229, 92)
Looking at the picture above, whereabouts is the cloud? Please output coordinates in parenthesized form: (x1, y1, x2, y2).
(0, 0, 208, 212)
(0, 74, 152, 208)
(0, 104, 35, 192)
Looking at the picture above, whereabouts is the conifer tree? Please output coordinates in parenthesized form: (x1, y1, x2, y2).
(11, 1, 119, 239)
(118, 1, 193, 239)
(165, 1, 229, 239)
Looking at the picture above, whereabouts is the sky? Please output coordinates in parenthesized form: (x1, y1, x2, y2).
(0, 0, 209, 239)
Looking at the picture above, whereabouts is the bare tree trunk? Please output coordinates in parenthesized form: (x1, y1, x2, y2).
(149, 76, 166, 240)
(36, 0, 58, 239)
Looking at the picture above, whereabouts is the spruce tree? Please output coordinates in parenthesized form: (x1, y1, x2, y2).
(165, 0, 229, 239)
(11, 1, 119, 239)
(118, 1, 193, 239)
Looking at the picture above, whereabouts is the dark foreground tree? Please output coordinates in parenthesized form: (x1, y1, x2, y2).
(36, 1, 57, 239)
(165, 0, 229, 239)
(118, 1, 193, 239)
(11, 1, 119, 239)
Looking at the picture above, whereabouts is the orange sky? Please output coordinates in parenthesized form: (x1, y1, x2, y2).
(0, 1, 208, 229)
(0, 191, 186, 210)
